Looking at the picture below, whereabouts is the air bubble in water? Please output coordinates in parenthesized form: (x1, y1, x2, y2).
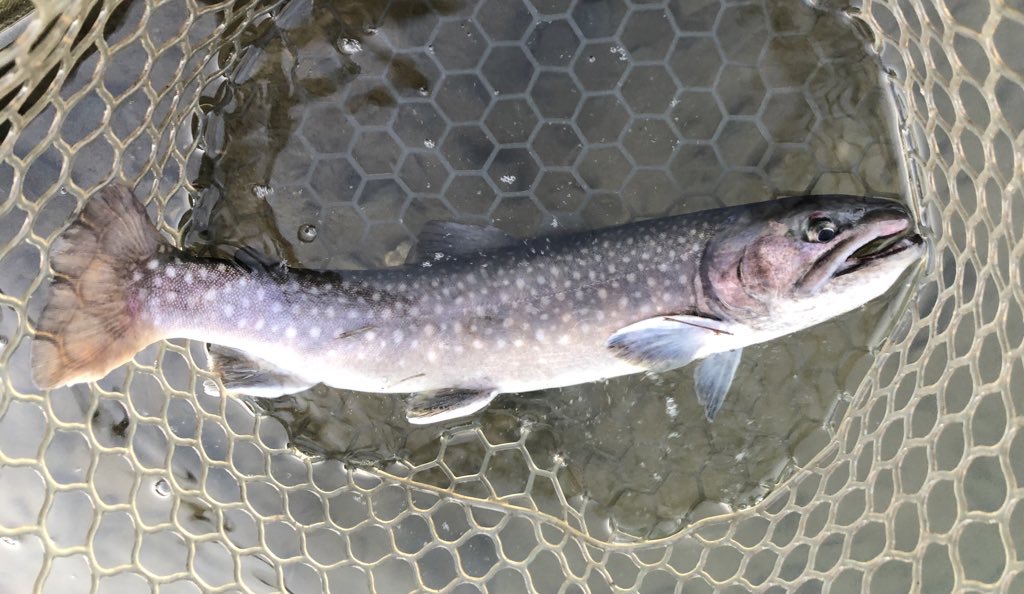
(298, 224, 318, 242)
(154, 478, 171, 496)
(252, 184, 273, 199)
(339, 38, 362, 54)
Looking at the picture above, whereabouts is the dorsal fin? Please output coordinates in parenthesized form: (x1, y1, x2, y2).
(406, 221, 519, 264)
(229, 245, 288, 280)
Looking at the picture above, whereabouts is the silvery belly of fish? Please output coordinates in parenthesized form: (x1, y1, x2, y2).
(32, 185, 925, 424)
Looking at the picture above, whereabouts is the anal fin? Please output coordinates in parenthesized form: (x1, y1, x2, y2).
(694, 348, 742, 421)
(406, 388, 498, 425)
(204, 344, 314, 398)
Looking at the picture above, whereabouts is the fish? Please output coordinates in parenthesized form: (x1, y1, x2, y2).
(32, 185, 925, 424)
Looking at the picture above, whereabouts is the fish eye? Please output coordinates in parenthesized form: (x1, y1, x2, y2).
(807, 217, 837, 242)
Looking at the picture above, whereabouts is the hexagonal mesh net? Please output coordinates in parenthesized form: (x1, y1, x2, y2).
(0, 0, 1021, 591)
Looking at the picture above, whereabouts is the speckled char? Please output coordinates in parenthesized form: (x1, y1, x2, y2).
(34, 185, 924, 424)
(138, 213, 721, 397)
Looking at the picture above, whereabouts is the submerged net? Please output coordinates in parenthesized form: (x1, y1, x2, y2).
(0, 0, 1021, 591)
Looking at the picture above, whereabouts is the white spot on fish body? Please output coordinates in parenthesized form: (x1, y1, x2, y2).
(271, 302, 283, 313)
(558, 335, 570, 345)
(147, 259, 159, 270)
(154, 277, 163, 288)
(165, 266, 176, 278)
(166, 292, 177, 301)
(285, 327, 297, 339)
(326, 306, 335, 318)
(427, 351, 437, 362)
(255, 319, 265, 331)
(132, 271, 143, 282)
(597, 288, 608, 300)
(223, 304, 235, 316)
(472, 339, 484, 349)
(309, 327, 321, 339)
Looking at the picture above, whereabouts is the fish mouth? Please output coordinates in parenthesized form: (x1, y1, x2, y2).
(797, 212, 924, 294)
(835, 229, 925, 277)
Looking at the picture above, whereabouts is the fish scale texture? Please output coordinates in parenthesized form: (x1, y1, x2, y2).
(0, 0, 1021, 592)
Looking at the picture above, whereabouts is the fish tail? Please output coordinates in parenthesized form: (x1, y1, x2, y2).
(32, 184, 167, 389)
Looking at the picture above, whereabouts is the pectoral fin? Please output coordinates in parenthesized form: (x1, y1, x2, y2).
(204, 344, 314, 398)
(606, 315, 734, 373)
(406, 388, 498, 425)
(694, 348, 742, 421)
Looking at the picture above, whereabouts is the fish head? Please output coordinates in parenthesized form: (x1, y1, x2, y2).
(705, 195, 926, 330)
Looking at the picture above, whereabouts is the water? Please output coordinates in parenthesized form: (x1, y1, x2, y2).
(183, 0, 904, 540)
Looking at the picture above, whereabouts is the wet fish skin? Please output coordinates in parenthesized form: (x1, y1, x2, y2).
(32, 185, 925, 423)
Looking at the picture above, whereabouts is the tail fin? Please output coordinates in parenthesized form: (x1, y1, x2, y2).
(32, 185, 167, 389)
